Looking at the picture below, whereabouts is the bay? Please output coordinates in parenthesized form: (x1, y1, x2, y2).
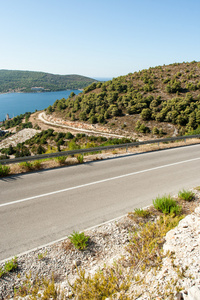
(0, 90, 80, 121)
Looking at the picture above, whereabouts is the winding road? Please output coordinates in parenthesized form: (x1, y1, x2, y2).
(0, 144, 200, 261)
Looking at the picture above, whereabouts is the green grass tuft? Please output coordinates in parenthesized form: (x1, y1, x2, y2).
(69, 231, 89, 250)
(153, 195, 182, 215)
(178, 189, 195, 202)
(133, 208, 151, 218)
(0, 164, 10, 177)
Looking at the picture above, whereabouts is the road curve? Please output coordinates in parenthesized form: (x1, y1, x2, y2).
(0, 144, 200, 261)
(38, 112, 125, 138)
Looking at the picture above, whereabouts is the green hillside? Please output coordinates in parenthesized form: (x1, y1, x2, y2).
(0, 70, 97, 93)
(48, 61, 200, 137)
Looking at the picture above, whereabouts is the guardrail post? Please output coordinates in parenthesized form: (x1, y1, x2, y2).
(126, 144, 128, 152)
(158, 142, 160, 146)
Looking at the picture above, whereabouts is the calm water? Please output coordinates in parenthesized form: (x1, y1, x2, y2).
(0, 90, 80, 121)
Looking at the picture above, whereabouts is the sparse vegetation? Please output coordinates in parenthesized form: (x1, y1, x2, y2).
(126, 215, 183, 269)
(46, 61, 200, 137)
(69, 265, 130, 299)
(0, 257, 18, 278)
(38, 250, 47, 260)
(178, 189, 195, 201)
(14, 273, 64, 299)
(132, 208, 151, 218)
(1, 188, 199, 299)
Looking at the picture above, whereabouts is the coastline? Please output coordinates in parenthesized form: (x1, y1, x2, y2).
(0, 89, 81, 122)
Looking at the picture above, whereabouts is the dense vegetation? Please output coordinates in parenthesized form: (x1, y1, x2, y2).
(1, 112, 33, 130)
(0, 128, 132, 159)
(0, 70, 97, 93)
(48, 61, 200, 136)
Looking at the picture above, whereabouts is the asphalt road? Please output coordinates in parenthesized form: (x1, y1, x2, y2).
(0, 144, 200, 261)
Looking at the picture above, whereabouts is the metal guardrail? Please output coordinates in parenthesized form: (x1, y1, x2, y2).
(0, 134, 200, 165)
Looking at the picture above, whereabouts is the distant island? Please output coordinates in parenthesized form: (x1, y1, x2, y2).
(0, 70, 97, 93)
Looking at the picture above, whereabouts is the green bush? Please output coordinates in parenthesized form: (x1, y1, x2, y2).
(153, 195, 182, 215)
(0, 257, 18, 277)
(76, 154, 84, 164)
(152, 126, 159, 135)
(0, 164, 10, 177)
(178, 189, 195, 202)
(69, 231, 89, 250)
(133, 208, 151, 218)
(37, 144, 46, 154)
(55, 156, 67, 165)
(4, 257, 18, 273)
(65, 132, 74, 139)
(32, 160, 42, 170)
(19, 162, 33, 172)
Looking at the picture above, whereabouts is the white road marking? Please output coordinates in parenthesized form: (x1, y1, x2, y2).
(1, 156, 200, 208)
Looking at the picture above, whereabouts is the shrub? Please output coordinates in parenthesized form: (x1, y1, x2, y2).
(19, 162, 33, 172)
(37, 144, 45, 154)
(14, 274, 61, 299)
(178, 189, 195, 202)
(133, 208, 151, 218)
(65, 132, 74, 139)
(32, 160, 42, 170)
(55, 156, 67, 165)
(69, 231, 89, 250)
(76, 154, 84, 164)
(4, 257, 18, 273)
(141, 108, 151, 120)
(0, 267, 5, 278)
(152, 126, 159, 135)
(127, 215, 183, 268)
(0, 164, 10, 177)
(70, 266, 130, 299)
(153, 195, 182, 215)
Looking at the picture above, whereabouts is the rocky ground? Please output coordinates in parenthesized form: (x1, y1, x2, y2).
(0, 189, 200, 299)
(0, 128, 40, 149)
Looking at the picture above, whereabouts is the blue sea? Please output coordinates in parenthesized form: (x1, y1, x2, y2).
(0, 90, 81, 122)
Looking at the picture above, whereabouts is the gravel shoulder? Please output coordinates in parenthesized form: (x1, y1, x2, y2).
(0, 189, 200, 299)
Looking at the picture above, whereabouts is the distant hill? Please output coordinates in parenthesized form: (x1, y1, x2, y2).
(0, 70, 97, 93)
(48, 61, 200, 137)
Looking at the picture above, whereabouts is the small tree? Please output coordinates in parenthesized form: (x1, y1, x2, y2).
(141, 108, 151, 120)
(37, 145, 45, 155)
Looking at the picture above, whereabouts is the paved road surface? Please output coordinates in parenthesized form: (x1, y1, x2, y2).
(0, 144, 200, 261)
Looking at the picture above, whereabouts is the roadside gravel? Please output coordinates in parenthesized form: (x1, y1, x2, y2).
(0, 189, 200, 299)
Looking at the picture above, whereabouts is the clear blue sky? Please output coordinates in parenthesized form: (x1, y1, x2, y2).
(1, 0, 200, 78)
